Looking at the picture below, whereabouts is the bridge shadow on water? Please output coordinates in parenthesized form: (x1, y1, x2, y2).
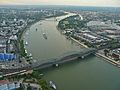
(41, 54, 95, 72)
(33, 48, 96, 71)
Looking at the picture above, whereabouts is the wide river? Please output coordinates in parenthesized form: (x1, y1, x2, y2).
(24, 14, 120, 90)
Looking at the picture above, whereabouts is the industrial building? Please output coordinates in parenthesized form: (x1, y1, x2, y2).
(0, 53, 16, 61)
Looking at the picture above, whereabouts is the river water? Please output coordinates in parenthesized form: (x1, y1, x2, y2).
(24, 14, 120, 90)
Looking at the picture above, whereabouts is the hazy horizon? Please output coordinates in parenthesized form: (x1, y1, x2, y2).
(0, 0, 120, 7)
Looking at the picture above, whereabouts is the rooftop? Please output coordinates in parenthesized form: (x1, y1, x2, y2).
(0, 80, 9, 85)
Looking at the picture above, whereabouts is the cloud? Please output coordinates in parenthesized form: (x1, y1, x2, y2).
(0, 0, 119, 7)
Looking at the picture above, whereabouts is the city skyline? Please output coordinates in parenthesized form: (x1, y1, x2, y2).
(0, 0, 120, 7)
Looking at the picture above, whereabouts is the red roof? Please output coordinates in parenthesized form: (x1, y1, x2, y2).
(0, 80, 9, 85)
(112, 53, 119, 59)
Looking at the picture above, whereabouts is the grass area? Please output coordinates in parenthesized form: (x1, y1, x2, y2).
(20, 40, 27, 57)
(58, 15, 87, 30)
(39, 79, 52, 90)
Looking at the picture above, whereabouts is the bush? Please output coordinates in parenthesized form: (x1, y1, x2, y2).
(20, 40, 27, 57)
(39, 80, 51, 90)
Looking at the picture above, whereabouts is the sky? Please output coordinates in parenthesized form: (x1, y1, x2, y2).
(0, 0, 120, 7)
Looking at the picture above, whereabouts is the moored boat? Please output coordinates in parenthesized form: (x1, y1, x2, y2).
(49, 81, 57, 90)
(36, 28, 38, 31)
(29, 53, 32, 57)
(43, 33, 47, 39)
(25, 41, 28, 45)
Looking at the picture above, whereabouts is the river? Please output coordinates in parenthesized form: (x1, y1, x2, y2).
(24, 13, 120, 90)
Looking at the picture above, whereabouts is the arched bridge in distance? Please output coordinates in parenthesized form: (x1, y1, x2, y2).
(1, 48, 97, 76)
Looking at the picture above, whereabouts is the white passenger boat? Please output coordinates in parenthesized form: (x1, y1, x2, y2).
(49, 81, 57, 90)
(25, 41, 28, 45)
(55, 64, 59, 67)
(29, 53, 32, 57)
(43, 33, 47, 39)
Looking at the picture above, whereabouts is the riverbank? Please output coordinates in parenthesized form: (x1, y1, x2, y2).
(70, 37, 88, 48)
(73, 38, 120, 67)
(18, 21, 38, 58)
(95, 52, 120, 67)
(66, 33, 120, 68)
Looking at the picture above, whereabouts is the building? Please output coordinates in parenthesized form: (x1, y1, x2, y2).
(0, 53, 16, 61)
(111, 49, 120, 60)
(0, 80, 20, 90)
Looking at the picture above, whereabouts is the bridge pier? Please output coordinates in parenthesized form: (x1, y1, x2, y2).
(52, 63, 59, 67)
(81, 56, 84, 59)
(77, 56, 84, 59)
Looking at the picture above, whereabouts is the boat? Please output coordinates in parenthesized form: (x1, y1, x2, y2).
(29, 53, 32, 57)
(49, 81, 57, 90)
(36, 28, 37, 31)
(30, 57, 33, 59)
(25, 41, 28, 45)
(55, 64, 59, 67)
(53, 64, 59, 67)
(43, 33, 47, 39)
(25, 50, 27, 53)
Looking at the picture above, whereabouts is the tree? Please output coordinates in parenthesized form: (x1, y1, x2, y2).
(104, 49, 109, 56)
(27, 83, 32, 90)
(16, 83, 24, 90)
